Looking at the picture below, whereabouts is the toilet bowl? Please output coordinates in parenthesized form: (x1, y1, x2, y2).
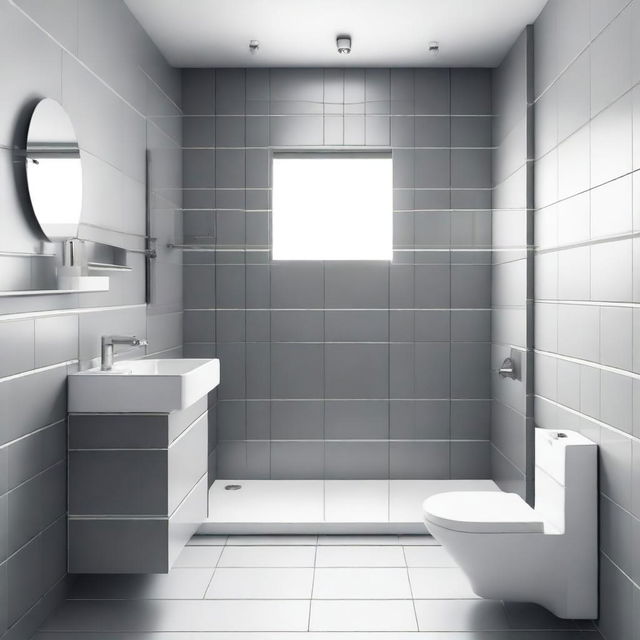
(422, 429, 597, 619)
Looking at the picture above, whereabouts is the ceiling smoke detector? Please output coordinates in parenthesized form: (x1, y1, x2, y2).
(249, 40, 260, 55)
(428, 41, 440, 55)
(336, 35, 351, 54)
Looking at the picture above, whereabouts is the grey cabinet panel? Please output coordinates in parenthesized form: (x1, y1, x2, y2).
(68, 475, 207, 575)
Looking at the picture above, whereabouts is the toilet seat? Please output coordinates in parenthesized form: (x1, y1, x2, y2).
(423, 491, 544, 534)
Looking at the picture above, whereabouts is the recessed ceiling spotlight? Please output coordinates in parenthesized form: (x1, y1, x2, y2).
(428, 41, 440, 55)
(249, 40, 260, 55)
(336, 35, 352, 55)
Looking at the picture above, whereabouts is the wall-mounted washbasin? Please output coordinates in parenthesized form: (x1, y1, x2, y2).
(68, 358, 220, 413)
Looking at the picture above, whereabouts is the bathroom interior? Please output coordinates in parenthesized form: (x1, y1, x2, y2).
(0, 0, 638, 637)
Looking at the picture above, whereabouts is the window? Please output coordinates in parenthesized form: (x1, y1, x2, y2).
(272, 152, 393, 260)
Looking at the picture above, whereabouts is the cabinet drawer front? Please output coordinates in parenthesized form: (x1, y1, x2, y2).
(168, 411, 208, 515)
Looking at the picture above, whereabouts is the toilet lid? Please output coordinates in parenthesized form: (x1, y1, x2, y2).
(423, 491, 545, 534)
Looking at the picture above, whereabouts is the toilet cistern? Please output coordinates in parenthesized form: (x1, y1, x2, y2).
(101, 335, 148, 371)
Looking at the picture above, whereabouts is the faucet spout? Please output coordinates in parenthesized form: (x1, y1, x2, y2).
(101, 335, 148, 371)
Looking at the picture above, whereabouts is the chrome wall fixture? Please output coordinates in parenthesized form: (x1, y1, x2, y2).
(498, 348, 520, 380)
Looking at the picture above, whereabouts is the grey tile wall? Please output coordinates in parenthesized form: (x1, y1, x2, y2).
(0, 1, 181, 638)
(182, 67, 494, 481)
(491, 27, 535, 501)
(533, 0, 640, 637)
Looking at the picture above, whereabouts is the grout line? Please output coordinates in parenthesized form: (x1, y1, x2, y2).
(401, 544, 420, 630)
(534, 348, 640, 382)
(201, 536, 225, 599)
(536, 394, 640, 445)
(307, 541, 319, 629)
(536, 299, 640, 309)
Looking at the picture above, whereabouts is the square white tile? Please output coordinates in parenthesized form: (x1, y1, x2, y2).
(409, 568, 479, 599)
(312, 568, 412, 599)
(173, 546, 223, 568)
(315, 545, 406, 567)
(218, 545, 316, 567)
(324, 480, 389, 522)
(414, 599, 509, 631)
(206, 567, 314, 599)
(403, 546, 457, 567)
(310, 600, 418, 631)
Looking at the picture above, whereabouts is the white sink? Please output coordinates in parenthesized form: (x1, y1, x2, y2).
(68, 358, 220, 413)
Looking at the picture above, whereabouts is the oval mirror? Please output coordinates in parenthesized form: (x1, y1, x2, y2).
(25, 98, 82, 241)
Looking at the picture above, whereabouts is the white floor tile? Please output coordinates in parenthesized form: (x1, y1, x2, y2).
(174, 546, 223, 568)
(69, 569, 214, 600)
(218, 545, 316, 567)
(188, 535, 228, 546)
(414, 599, 509, 631)
(42, 600, 312, 632)
(227, 535, 317, 546)
(208, 480, 324, 523)
(403, 546, 457, 567)
(315, 545, 406, 567)
(324, 480, 388, 522)
(408, 568, 479, 599)
(318, 535, 399, 545)
(206, 568, 313, 599)
(312, 568, 412, 599)
(309, 600, 418, 631)
(390, 479, 499, 523)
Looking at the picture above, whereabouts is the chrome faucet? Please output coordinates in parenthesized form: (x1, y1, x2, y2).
(101, 335, 148, 371)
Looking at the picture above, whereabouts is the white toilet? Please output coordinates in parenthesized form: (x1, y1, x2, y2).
(422, 429, 597, 619)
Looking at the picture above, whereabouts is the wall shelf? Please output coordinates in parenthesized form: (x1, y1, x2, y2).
(167, 243, 217, 251)
(0, 287, 108, 297)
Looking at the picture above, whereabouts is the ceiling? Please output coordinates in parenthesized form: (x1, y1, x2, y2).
(124, 0, 548, 68)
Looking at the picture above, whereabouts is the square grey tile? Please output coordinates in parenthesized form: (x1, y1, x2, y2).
(270, 263, 324, 309)
(270, 400, 324, 440)
(325, 343, 389, 399)
(324, 442, 389, 480)
(324, 310, 388, 342)
(325, 400, 389, 439)
(270, 441, 323, 479)
(390, 441, 450, 479)
(324, 262, 389, 309)
(271, 343, 323, 399)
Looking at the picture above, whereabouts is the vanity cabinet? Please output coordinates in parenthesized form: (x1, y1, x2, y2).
(67, 397, 209, 573)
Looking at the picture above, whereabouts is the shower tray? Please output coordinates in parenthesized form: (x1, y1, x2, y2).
(199, 479, 500, 535)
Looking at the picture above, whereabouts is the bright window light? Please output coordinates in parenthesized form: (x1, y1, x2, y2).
(272, 153, 393, 260)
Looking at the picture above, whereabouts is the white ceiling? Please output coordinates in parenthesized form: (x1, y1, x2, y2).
(124, 0, 548, 68)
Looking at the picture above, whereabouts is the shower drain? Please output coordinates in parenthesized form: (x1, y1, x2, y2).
(224, 484, 242, 491)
